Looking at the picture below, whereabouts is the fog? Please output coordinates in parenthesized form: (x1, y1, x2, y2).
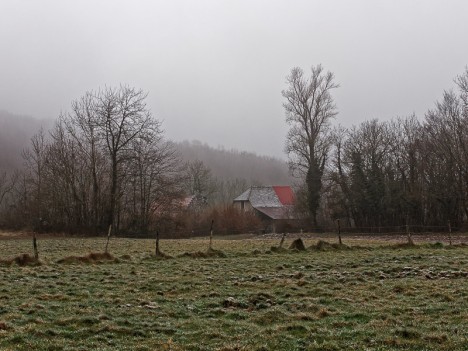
(1, 0, 467, 158)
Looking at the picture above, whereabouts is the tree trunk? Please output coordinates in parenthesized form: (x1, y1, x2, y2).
(108, 155, 118, 232)
(306, 160, 322, 228)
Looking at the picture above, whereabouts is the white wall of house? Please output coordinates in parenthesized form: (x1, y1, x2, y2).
(234, 201, 253, 212)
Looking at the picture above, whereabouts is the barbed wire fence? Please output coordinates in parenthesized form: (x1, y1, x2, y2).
(114, 222, 466, 245)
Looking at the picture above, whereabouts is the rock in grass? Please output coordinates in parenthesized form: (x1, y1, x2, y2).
(223, 297, 236, 307)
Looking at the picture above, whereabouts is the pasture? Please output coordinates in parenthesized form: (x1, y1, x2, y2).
(0, 235, 467, 350)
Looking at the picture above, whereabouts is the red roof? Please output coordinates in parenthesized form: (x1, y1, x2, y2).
(272, 186, 294, 205)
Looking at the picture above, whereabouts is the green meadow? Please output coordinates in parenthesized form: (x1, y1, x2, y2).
(0, 236, 466, 350)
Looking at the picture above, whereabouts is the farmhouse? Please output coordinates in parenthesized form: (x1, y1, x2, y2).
(233, 186, 296, 232)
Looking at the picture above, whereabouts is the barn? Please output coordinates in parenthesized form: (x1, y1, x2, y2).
(233, 186, 296, 232)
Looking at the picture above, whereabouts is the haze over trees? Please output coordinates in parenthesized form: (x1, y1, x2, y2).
(324, 67, 468, 230)
(175, 140, 291, 185)
(281, 65, 468, 230)
(1, 87, 184, 235)
(1, 67, 468, 234)
(176, 140, 292, 206)
(0, 110, 52, 170)
(0, 98, 291, 234)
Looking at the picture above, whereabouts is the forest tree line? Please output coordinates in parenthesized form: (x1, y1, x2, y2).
(1, 68, 468, 235)
(0, 88, 282, 235)
(293, 67, 468, 231)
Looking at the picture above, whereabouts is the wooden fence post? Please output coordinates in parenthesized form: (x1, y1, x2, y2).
(337, 219, 342, 245)
(32, 232, 39, 259)
(155, 230, 160, 256)
(105, 224, 112, 253)
(209, 219, 214, 250)
(448, 220, 452, 246)
(279, 233, 286, 248)
(406, 223, 412, 244)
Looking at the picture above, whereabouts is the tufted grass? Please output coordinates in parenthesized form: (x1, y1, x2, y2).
(0, 236, 466, 350)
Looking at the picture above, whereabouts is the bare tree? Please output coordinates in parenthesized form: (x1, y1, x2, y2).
(342, 120, 396, 227)
(424, 89, 468, 225)
(184, 160, 216, 201)
(455, 67, 468, 113)
(125, 136, 183, 233)
(0, 171, 17, 208)
(65, 92, 104, 232)
(22, 128, 48, 225)
(93, 86, 159, 234)
(282, 65, 339, 226)
(10, 85, 181, 235)
(46, 120, 96, 231)
(214, 178, 248, 205)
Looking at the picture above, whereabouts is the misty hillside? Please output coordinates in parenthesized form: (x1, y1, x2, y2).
(0, 110, 52, 171)
(0, 111, 292, 186)
(175, 140, 292, 185)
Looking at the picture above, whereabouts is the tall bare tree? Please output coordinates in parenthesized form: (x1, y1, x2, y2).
(282, 65, 339, 226)
(124, 136, 183, 233)
(22, 128, 48, 225)
(93, 86, 159, 234)
(64, 92, 104, 232)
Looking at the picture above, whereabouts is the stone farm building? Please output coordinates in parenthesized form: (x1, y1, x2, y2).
(233, 186, 296, 232)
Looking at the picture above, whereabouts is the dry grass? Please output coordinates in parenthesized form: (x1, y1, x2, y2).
(0, 253, 40, 266)
(56, 252, 115, 264)
(288, 238, 306, 251)
(178, 247, 226, 258)
(0, 235, 466, 350)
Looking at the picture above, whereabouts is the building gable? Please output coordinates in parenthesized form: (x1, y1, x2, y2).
(233, 185, 295, 220)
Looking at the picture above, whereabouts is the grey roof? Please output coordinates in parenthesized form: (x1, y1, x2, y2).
(234, 186, 281, 207)
(233, 188, 251, 202)
(248, 187, 282, 207)
(233, 186, 296, 220)
(255, 206, 294, 220)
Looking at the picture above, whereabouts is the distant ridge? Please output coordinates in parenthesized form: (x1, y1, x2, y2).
(174, 140, 292, 185)
(0, 110, 52, 171)
(0, 112, 292, 186)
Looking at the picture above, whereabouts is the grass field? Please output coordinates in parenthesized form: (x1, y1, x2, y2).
(0, 235, 467, 350)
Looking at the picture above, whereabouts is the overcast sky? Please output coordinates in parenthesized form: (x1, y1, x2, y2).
(1, 0, 467, 158)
